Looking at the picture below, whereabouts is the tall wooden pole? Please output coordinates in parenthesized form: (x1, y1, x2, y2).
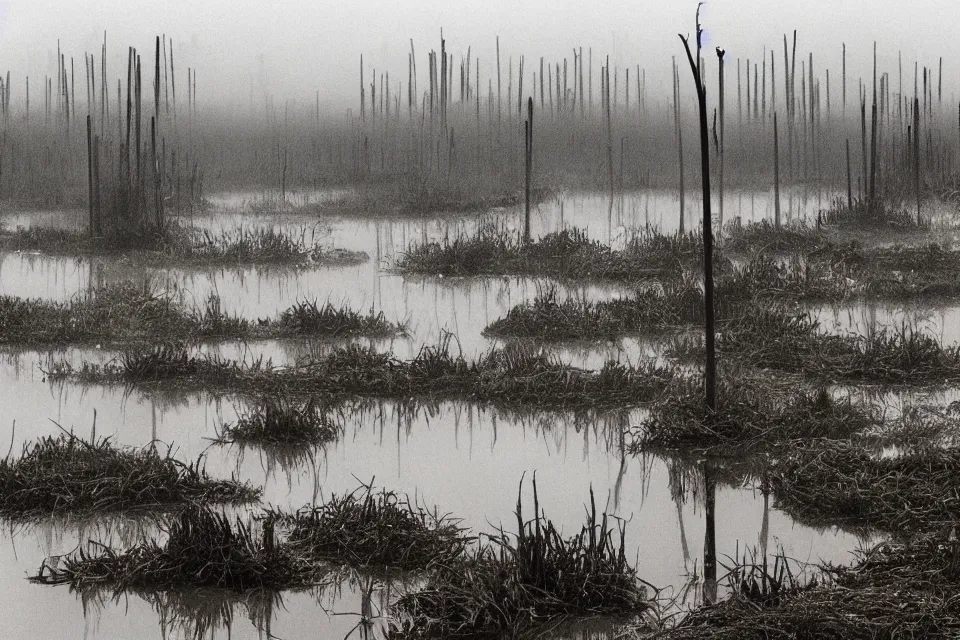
(680, 10, 717, 604)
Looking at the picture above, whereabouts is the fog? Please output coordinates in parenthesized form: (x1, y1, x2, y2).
(0, 0, 955, 112)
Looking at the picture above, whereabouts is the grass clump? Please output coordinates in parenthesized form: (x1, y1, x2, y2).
(659, 535, 960, 639)
(0, 432, 259, 519)
(51, 339, 676, 410)
(485, 257, 846, 341)
(825, 242, 960, 300)
(176, 226, 366, 266)
(723, 219, 828, 254)
(397, 226, 688, 283)
(632, 380, 876, 452)
(32, 485, 468, 594)
(281, 484, 469, 571)
(274, 300, 404, 338)
(484, 282, 703, 340)
(32, 506, 313, 592)
(0, 284, 213, 347)
(317, 181, 548, 216)
(216, 396, 341, 447)
(769, 442, 960, 533)
(819, 196, 920, 230)
(389, 481, 650, 639)
(1, 223, 366, 267)
(0, 284, 404, 347)
(721, 255, 848, 302)
(712, 308, 960, 384)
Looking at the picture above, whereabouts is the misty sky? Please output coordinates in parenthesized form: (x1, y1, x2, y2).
(0, 0, 955, 113)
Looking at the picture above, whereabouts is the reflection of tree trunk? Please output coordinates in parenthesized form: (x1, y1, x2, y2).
(264, 591, 274, 640)
(612, 429, 627, 511)
(360, 575, 375, 640)
(761, 488, 770, 594)
(703, 465, 717, 605)
(675, 487, 691, 567)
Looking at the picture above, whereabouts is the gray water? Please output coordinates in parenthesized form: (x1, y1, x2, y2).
(0, 189, 889, 638)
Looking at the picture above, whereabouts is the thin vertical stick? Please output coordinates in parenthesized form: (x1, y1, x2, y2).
(869, 42, 878, 212)
(774, 112, 781, 227)
(915, 97, 922, 224)
(525, 97, 533, 243)
(679, 9, 717, 605)
(496, 36, 501, 127)
(846, 139, 853, 211)
(674, 58, 685, 234)
(86, 114, 95, 236)
(861, 95, 868, 201)
(606, 59, 614, 202)
(718, 51, 725, 231)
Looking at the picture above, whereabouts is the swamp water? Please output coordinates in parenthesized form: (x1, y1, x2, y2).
(0, 190, 875, 638)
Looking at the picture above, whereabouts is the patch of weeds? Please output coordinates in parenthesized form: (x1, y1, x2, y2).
(49, 339, 676, 410)
(389, 480, 651, 639)
(397, 226, 687, 283)
(724, 219, 828, 255)
(216, 396, 341, 447)
(274, 300, 404, 338)
(0, 432, 258, 519)
(32, 507, 314, 592)
(716, 308, 960, 384)
(179, 226, 365, 266)
(484, 282, 703, 340)
(280, 484, 470, 571)
(1, 223, 367, 267)
(631, 380, 876, 452)
(658, 535, 960, 639)
(819, 196, 920, 230)
(32, 485, 468, 593)
(822, 243, 960, 300)
(0, 285, 404, 347)
(485, 257, 845, 341)
(769, 442, 960, 533)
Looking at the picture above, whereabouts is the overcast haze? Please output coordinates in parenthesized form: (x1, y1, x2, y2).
(1, 1, 956, 112)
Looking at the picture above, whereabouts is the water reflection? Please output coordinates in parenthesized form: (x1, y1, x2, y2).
(0, 190, 895, 638)
(68, 566, 411, 640)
